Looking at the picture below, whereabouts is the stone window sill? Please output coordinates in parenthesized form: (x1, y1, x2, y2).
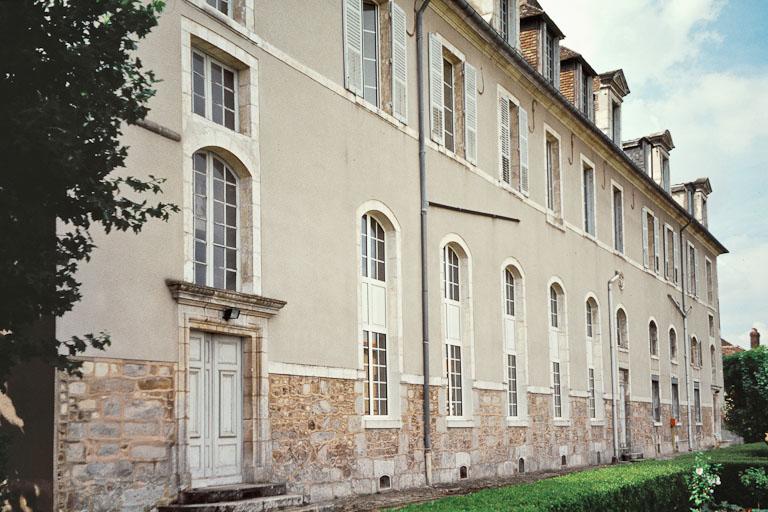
(651, 355, 660, 361)
(446, 418, 475, 428)
(553, 418, 571, 427)
(653, 422, 663, 427)
(363, 417, 403, 430)
(590, 419, 606, 426)
(546, 214, 566, 232)
(506, 418, 529, 427)
(618, 347, 629, 354)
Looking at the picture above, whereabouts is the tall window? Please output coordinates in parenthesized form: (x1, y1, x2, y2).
(549, 283, 565, 418)
(688, 243, 698, 297)
(693, 381, 702, 423)
(616, 308, 628, 349)
(611, 101, 621, 144)
(206, 0, 230, 16)
(671, 378, 680, 419)
(192, 50, 238, 131)
(580, 71, 592, 119)
(612, 186, 624, 253)
(544, 30, 556, 84)
(586, 300, 595, 338)
(669, 327, 678, 361)
(361, 1, 379, 106)
(642, 209, 659, 273)
(664, 225, 675, 281)
(504, 269, 518, 417)
(586, 298, 600, 420)
(710, 345, 717, 382)
(443, 246, 463, 417)
(651, 376, 661, 422)
(361, 214, 388, 416)
(705, 259, 714, 305)
(550, 286, 559, 329)
(499, 95, 529, 194)
(708, 314, 715, 339)
(442, 59, 455, 152)
(649, 320, 659, 356)
(500, 0, 509, 41)
(545, 134, 561, 216)
(583, 163, 596, 236)
(661, 155, 671, 192)
(691, 336, 699, 367)
(193, 151, 239, 290)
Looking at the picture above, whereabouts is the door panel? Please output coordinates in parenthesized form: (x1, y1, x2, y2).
(188, 332, 243, 485)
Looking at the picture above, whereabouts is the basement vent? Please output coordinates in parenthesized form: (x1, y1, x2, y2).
(518, 458, 525, 473)
(561, 455, 567, 466)
(378, 475, 391, 491)
(459, 465, 469, 479)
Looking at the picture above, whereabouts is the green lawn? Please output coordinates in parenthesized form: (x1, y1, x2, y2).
(392, 444, 768, 512)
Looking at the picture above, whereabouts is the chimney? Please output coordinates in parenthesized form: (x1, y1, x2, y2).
(594, 70, 630, 145)
(671, 177, 712, 227)
(750, 328, 760, 349)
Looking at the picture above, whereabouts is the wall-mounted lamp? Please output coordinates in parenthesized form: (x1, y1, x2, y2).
(222, 307, 240, 321)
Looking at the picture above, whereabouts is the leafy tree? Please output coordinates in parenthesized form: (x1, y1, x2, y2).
(723, 346, 768, 442)
(0, 0, 175, 383)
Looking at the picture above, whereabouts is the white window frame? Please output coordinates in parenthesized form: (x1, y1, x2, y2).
(502, 259, 528, 424)
(548, 279, 569, 421)
(191, 49, 240, 132)
(705, 257, 714, 306)
(651, 375, 661, 424)
(543, 125, 563, 218)
(649, 319, 659, 358)
(663, 223, 675, 281)
(687, 241, 698, 298)
(669, 326, 678, 364)
(641, 208, 661, 274)
(580, 155, 597, 239)
(584, 294, 603, 422)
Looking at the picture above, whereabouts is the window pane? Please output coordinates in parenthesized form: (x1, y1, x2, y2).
(195, 263, 207, 285)
(361, 2, 379, 106)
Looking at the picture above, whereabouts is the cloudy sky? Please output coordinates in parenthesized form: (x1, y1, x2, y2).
(544, 0, 768, 348)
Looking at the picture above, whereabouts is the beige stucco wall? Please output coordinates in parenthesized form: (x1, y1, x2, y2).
(57, 0, 724, 416)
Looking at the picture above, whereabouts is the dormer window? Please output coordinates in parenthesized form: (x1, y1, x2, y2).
(611, 101, 621, 144)
(499, 0, 518, 46)
(501, 0, 510, 40)
(661, 154, 670, 192)
(544, 30, 556, 84)
(580, 70, 592, 119)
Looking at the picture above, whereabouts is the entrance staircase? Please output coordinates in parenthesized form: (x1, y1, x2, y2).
(158, 483, 305, 512)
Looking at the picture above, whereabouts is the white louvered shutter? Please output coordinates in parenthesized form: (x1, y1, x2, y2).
(391, 2, 408, 123)
(343, 0, 363, 95)
(499, 95, 511, 184)
(519, 106, 529, 194)
(693, 248, 699, 298)
(429, 33, 444, 144)
(464, 62, 478, 165)
(587, 79, 595, 121)
(653, 217, 660, 274)
(510, 0, 518, 48)
(673, 231, 680, 285)
(642, 209, 649, 269)
(664, 228, 670, 278)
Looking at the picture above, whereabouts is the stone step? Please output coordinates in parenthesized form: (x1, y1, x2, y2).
(178, 483, 289, 505)
(624, 452, 645, 461)
(158, 494, 304, 512)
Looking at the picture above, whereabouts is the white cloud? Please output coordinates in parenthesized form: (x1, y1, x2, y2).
(545, 0, 768, 345)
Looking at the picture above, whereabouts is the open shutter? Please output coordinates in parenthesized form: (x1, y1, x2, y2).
(663, 228, 670, 278)
(464, 63, 478, 165)
(509, 0, 518, 47)
(391, 2, 408, 123)
(653, 217, 660, 274)
(541, 25, 550, 79)
(553, 38, 561, 89)
(519, 106, 529, 194)
(586, 174, 595, 235)
(673, 231, 680, 284)
(693, 248, 699, 298)
(499, 95, 511, 183)
(343, 0, 363, 95)
(429, 33, 444, 144)
(641, 209, 649, 269)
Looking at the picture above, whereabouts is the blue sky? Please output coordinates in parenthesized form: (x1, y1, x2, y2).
(545, 0, 768, 347)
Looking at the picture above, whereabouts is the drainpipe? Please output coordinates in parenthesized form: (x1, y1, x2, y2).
(416, 0, 433, 485)
(679, 220, 693, 451)
(607, 271, 624, 463)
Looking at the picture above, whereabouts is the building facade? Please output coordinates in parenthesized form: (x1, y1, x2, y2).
(51, 0, 728, 509)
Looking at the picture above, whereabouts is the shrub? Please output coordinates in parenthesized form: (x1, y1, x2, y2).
(685, 453, 721, 511)
(723, 346, 768, 442)
(739, 467, 768, 509)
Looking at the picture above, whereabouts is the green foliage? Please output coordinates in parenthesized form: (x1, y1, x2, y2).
(740, 467, 768, 508)
(393, 444, 768, 512)
(0, 0, 177, 381)
(685, 453, 722, 511)
(723, 346, 768, 442)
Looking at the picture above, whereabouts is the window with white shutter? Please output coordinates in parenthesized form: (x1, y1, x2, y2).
(642, 208, 650, 268)
(499, 95, 511, 184)
(519, 107, 529, 195)
(390, 2, 408, 123)
(612, 185, 624, 253)
(429, 33, 444, 144)
(583, 163, 595, 236)
(673, 231, 681, 285)
(653, 217, 660, 274)
(343, 0, 364, 96)
(464, 63, 478, 165)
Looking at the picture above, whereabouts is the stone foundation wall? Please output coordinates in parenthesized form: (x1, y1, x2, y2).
(56, 358, 177, 512)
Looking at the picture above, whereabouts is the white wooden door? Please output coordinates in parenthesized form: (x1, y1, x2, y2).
(188, 332, 243, 486)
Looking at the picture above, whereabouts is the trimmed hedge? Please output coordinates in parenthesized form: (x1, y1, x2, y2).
(393, 444, 768, 512)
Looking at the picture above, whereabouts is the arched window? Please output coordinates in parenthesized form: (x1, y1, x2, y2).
(691, 336, 699, 367)
(443, 245, 463, 417)
(503, 266, 525, 418)
(669, 327, 678, 361)
(616, 308, 628, 348)
(585, 297, 600, 419)
(549, 285, 560, 329)
(193, 151, 239, 290)
(548, 282, 566, 419)
(361, 214, 388, 416)
(649, 320, 659, 356)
